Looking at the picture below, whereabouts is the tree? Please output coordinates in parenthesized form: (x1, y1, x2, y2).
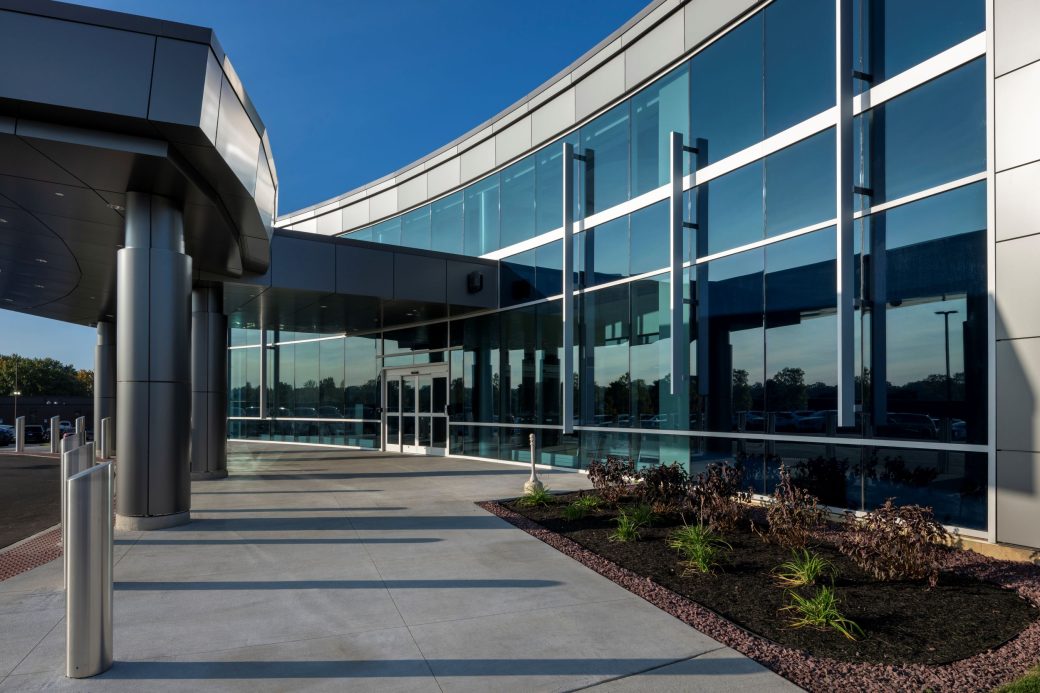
(732, 369, 752, 412)
(766, 367, 807, 411)
(0, 354, 92, 396)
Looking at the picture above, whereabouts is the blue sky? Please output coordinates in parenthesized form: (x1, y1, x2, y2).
(0, 0, 646, 369)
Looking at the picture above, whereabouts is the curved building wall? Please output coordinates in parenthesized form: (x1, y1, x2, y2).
(235, 0, 995, 539)
(278, 0, 763, 235)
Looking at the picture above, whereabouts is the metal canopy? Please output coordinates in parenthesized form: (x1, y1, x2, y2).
(0, 0, 276, 326)
(224, 230, 500, 335)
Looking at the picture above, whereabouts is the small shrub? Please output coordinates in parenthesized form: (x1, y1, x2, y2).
(688, 463, 751, 532)
(627, 503, 658, 527)
(609, 509, 643, 543)
(637, 462, 690, 512)
(517, 486, 554, 508)
(668, 523, 731, 575)
(773, 548, 835, 588)
(562, 494, 601, 521)
(781, 585, 864, 640)
(763, 464, 825, 549)
(837, 499, 950, 587)
(587, 456, 636, 504)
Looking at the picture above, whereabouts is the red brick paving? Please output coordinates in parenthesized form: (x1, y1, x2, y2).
(0, 525, 61, 582)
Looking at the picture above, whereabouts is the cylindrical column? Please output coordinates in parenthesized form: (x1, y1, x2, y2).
(93, 321, 116, 457)
(115, 192, 192, 531)
(65, 461, 113, 679)
(50, 416, 60, 453)
(14, 416, 24, 452)
(190, 287, 228, 480)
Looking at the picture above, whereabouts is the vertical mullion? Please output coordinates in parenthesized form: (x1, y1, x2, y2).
(669, 132, 685, 395)
(836, 0, 855, 427)
(258, 321, 268, 420)
(562, 142, 575, 434)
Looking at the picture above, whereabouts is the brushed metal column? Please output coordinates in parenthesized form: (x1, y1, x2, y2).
(93, 321, 115, 457)
(114, 192, 191, 531)
(190, 287, 228, 480)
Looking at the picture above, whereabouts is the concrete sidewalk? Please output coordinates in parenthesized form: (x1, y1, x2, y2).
(0, 442, 798, 692)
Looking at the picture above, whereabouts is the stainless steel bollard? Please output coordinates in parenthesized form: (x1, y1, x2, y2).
(61, 441, 93, 589)
(14, 416, 25, 452)
(50, 416, 61, 454)
(99, 417, 113, 460)
(75, 416, 86, 447)
(65, 461, 113, 679)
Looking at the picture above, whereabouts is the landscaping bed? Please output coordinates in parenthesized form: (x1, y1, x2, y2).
(479, 461, 1040, 692)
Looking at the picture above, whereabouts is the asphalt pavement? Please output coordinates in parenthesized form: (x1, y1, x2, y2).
(0, 447, 59, 550)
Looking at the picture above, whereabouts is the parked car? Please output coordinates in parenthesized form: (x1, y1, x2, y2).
(769, 411, 800, 432)
(23, 425, 46, 444)
(796, 410, 836, 434)
(59, 420, 73, 435)
(0, 426, 12, 446)
(884, 413, 938, 439)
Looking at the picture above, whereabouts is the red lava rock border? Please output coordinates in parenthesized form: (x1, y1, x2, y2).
(479, 500, 1040, 693)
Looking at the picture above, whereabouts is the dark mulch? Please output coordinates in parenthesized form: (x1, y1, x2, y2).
(482, 492, 1040, 692)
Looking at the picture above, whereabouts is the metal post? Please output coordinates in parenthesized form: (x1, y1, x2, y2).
(94, 321, 116, 456)
(669, 132, 686, 396)
(836, 0, 855, 428)
(61, 441, 93, 589)
(190, 287, 229, 480)
(14, 416, 24, 453)
(65, 461, 113, 679)
(561, 142, 575, 434)
(524, 433, 543, 494)
(75, 416, 86, 446)
(50, 416, 61, 454)
(99, 418, 113, 460)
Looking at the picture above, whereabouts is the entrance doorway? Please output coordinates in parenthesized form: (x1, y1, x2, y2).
(383, 365, 449, 455)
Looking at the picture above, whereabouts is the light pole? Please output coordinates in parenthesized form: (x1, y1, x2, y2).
(935, 310, 958, 404)
(12, 357, 19, 422)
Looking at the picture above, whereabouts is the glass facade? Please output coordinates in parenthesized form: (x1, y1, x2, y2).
(235, 0, 989, 532)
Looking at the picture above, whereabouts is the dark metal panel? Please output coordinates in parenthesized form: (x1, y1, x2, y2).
(0, 0, 220, 52)
(335, 243, 394, 297)
(148, 38, 212, 142)
(394, 252, 446, 303)
(115, 249, 150, 382)
(270, 234, 335, 292)
(0, 175, 122, 226)
(0, 131, 82, 185)
(214, 77, 260, 195)
(253, 145, 276, 228)
(446, 259, 498, 309)
(115, 381, 148, 516)
(147, 250, 192, 383)
(0, 10, 155, 118)
(147, 381, 190, 516)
